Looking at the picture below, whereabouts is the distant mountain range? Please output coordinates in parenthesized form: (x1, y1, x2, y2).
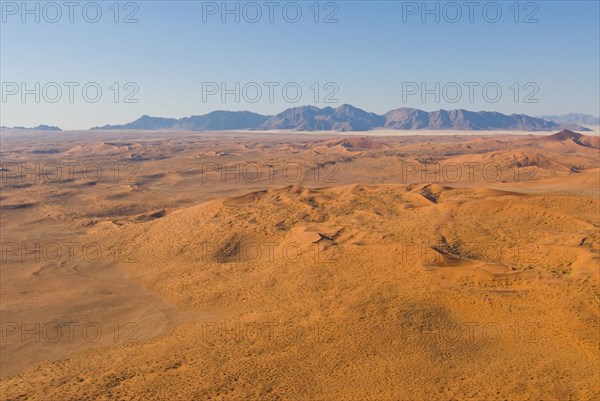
(92, 105, 590, 132)
(539, 113, 599, 126)
(1, 124, 62, 131)
(383, 108, 564, 130)
(259, 105, 385, 131)
(5, 107, 595, 133)
(98, 111, 268, 131)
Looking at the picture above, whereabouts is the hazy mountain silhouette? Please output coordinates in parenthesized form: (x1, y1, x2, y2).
(385, 108, 565, 131)
(92, 115, 178, 130)
(174, 111, 268, 130)
(92, 111, 267, 131)
(90, 106, 590, 132)
(539, 113, 599, 126)
(1, 124, 62, 131)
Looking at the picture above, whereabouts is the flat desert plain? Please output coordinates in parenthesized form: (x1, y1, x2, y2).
(0, 129, 599, 401)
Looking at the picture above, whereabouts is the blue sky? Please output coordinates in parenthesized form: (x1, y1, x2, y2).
(1, 0, 599, 129)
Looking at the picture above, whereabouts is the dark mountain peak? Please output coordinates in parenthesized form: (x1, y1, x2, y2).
(32, 125, 62, 131)
(335, 104, 377, 116)
(388, 107, 421, 112)
(335, 104, 361, 113)
(384, 107, 429, 129)
(261, 104, 384, 131)
(201, 110, 259, 117)
(282, 105, 322, 113)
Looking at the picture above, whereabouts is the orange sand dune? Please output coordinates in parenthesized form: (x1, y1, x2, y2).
(1, 131, 598, 401)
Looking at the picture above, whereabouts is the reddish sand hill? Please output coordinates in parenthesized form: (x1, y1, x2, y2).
(540, 129, 600, 150)
(317, 137, 390, 150)
(64, 142, 131, 156)
(1, 131, 598, 401)
(2, 183, 597, 401)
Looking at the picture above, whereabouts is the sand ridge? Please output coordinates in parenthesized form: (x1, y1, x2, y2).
(1, 130, 598, 400)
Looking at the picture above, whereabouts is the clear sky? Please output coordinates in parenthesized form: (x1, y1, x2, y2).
(1, 0, 599, 129)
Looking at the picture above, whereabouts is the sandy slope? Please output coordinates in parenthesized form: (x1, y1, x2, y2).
(0, 131, 598, 400)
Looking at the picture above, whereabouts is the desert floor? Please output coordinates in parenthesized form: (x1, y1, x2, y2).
(0, 130, 598, 401)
